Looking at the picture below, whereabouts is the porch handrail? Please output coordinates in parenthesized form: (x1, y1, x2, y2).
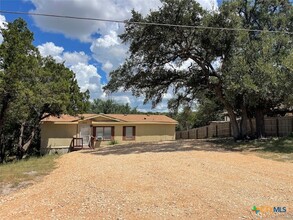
(70, 137, 83, 149)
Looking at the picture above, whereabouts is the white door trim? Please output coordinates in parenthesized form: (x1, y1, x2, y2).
(79, 124, 91, 146)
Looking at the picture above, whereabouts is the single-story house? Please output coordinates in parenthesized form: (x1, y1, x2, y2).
(40, 113, 178, 154)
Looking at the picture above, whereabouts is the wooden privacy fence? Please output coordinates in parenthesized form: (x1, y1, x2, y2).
(176, 116, 293, 140)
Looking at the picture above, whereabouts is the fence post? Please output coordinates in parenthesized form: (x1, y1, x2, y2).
(229, 122, 232, 137)
(187, 130, 190, 139)
(215, 125, 218, 137)
(206, 126, 209, 138)
(196, 129, 198, 139)
(276, 118, 279, 137)
(291, 117, 293, 133)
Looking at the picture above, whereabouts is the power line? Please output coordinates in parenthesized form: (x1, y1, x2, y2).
(0, 10, 293, 35)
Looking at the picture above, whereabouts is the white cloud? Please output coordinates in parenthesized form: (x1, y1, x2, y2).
(164, 58, 196, 71)
(63, 51, 89, 66)
(179, 59, 196, 71)
(155, 102, 169, 112)
(37, 42, 64, 56)
(70, 63, 103, 99)
(163, 92, 173, 100)
(212, 56, 222, 71)
(0, 15, 7, 44)
(29, 0, 163, 41)
(113, 96, 131, 105)
(104, 89, 171, 112)
(136, 102, 169, 113)
(29, 0, 217, 40)
(29, 0, 217, 71)
(0, 15, 6, 28)
(37, 42, 103, 99)
(91, 38, 128, 74)
(90, 30, 129, 71)
(94, 31, 119, 48)
(197, 0, 218, 11)
(37, 42, 64, 62)
(102, 61, 114, 72)
(37, 42, 89, 65)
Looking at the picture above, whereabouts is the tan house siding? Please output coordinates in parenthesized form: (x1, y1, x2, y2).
(134, 124, 176, 142)
(40, 123, 77, 153)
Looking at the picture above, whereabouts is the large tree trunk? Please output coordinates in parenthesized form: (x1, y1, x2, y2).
(17, 122, 25, 159)
(214, 86, 240, 140)
(226, 108, 240, 140)
(0, 93, 11, 133)
(17, 113, 50, 159)
(0, 134, 5, 163)
(229, 113, 241, 140)
(0, 94, 11, 161)
(248, 117, 254, 137)
(22, 129, 35, 152)
(255, 108, 265, 138)
(0, 147, 4, 163)
(17, 122, 36, 159)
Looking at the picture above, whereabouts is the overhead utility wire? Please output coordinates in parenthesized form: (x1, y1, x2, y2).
(0, 10, 292, 35)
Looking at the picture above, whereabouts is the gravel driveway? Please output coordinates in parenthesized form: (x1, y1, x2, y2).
(1, 140, 293, 219)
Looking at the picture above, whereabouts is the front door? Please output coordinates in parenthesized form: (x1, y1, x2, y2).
(79, 124, 91, 146)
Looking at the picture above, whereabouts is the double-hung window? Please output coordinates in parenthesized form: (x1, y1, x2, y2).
(123, 126, 136, 140)
(95, 126, 114, 140)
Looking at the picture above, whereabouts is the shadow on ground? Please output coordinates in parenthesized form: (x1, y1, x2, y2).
(81, 139, 243, 156)
(206, 136, 293, 154)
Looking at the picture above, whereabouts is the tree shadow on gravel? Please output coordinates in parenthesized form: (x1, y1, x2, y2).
(206, 136, 293, 154)
(81, 139, 243, 156)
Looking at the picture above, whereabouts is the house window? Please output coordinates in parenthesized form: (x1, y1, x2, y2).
(123, 126, 136, 140)
(95, 126, 114, 140)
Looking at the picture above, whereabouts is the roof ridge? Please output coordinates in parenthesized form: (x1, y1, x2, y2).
(41, 113, 177, 123)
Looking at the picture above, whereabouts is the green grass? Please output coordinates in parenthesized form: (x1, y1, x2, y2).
(249, 136, 293, 162)
(256, 137, 293, 153)
(0, 155, 59, 185)
(208, 136, 293, 162)
(109, 139, 119, 145)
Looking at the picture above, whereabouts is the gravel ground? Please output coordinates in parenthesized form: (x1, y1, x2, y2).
(0, 140, 293, 219)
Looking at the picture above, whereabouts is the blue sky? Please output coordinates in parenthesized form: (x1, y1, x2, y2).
(0, 0, 221, 112)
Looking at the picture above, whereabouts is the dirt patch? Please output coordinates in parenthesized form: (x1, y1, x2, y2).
(0, 140, 292, 219)
(0, 175, 43, 196)
(0, 181, 34, 196)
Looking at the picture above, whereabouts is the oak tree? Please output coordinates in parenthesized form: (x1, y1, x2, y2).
(105, 0, 293, 139)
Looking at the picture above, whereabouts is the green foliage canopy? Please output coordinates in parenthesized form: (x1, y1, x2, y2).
(0, 18, 89, 162)
(89, 98, 138, 114)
